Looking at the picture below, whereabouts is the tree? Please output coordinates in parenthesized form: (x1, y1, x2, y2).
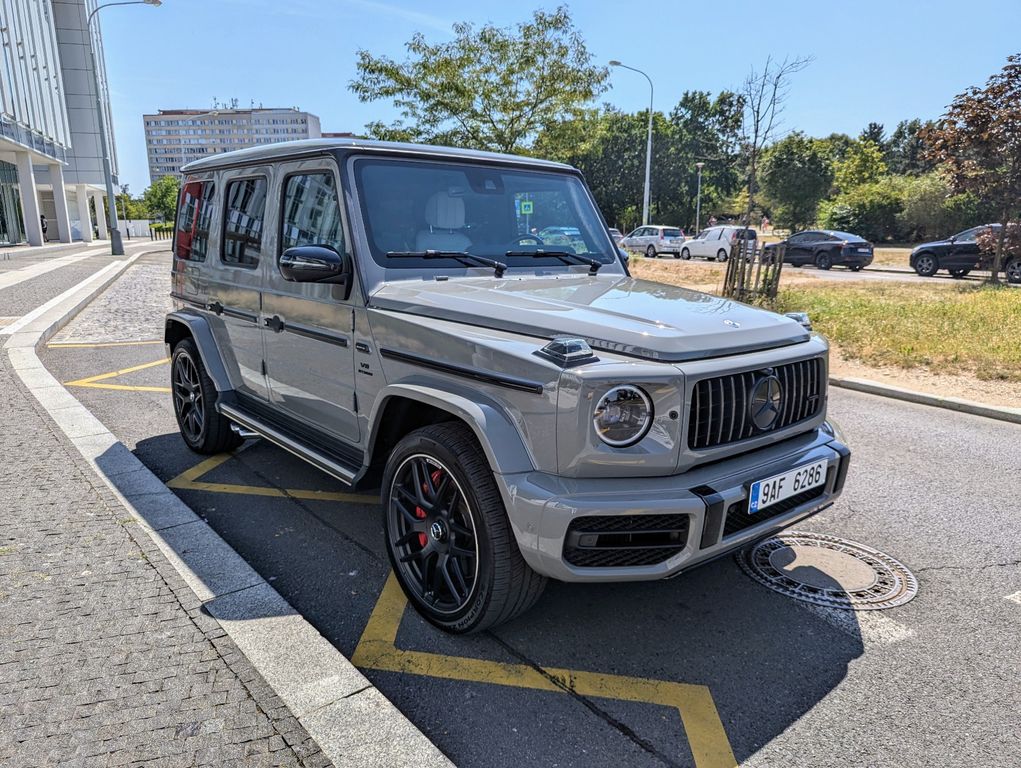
(886, 119, 935, 175)
(818, 181, 904, 241)
(760, 132, 832, 232)
(833, 139, 887, 192)
(924, 53, 1021, 282)
(349, 6, 608, 153)
(142, 175, 180, 222)
(859, 122, 887, 152)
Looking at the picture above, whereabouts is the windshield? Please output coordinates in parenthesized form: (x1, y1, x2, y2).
(353, 157, 615, 270)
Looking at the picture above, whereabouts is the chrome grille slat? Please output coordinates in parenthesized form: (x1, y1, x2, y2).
(687, 357, 825, 451)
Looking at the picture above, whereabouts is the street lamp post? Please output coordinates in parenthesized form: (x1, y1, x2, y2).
(119, 183, 130, 239)
(695, 162, 705, 233)
(609, 60, 653, 226)
(85, 0, 161, 256)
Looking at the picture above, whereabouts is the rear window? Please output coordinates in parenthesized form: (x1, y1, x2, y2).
(663, 228, 682, 238)
(733, 228, 756, 240)
(174, 179, 215, 261)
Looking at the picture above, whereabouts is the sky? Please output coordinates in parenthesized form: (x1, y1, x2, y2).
(99, 0, 1021, 193)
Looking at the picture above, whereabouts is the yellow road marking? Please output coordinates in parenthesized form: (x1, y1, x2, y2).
(166, 452, 378, 505)
(64, 357, 171, 393)
(48, 339, 164, 348)
(353, 573, 737, 768)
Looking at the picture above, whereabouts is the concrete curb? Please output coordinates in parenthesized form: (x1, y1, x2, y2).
(5, 251, 452, 768)
(830, 376, 1021, 425)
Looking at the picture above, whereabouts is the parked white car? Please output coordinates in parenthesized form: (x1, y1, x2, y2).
(680, 226, 757, 261)
(620, 225, 685, 258)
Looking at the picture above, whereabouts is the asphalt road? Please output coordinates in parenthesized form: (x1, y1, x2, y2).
(39, 254, 1021, 767)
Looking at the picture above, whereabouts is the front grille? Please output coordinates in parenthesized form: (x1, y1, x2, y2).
(563, 514, 690, 568)
(688, 357, 824, 450)
(723, 476, 830, 538)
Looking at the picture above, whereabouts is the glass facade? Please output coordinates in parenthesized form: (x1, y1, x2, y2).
(0, 160, 25, 246)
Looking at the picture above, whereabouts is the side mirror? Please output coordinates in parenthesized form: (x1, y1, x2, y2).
(618, 246, 630, 265)
(280, 246, 352, 294)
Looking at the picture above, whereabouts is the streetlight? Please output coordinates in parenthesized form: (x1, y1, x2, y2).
(609, 60, 653, 226)
(695, 162, 705, 233)
(86, 0, 162, 256)
(119, 183, 130, 239)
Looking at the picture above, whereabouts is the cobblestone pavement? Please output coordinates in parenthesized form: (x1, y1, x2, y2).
(1, 261, 332, 767)
(53, 257, 172, 344)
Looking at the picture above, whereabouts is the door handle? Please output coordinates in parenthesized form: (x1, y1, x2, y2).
(264, 315, 284, 333)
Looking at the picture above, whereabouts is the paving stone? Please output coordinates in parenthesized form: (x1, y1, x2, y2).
(0, 342, 331, 767)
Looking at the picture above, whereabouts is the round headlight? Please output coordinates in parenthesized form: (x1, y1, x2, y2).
(593, 385, 653, 447)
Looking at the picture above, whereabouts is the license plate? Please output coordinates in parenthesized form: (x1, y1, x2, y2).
(748, 460, 827, 514)
(857, 247, 871, 253)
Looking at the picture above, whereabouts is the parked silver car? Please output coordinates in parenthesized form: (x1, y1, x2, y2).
(620, 225, 685, 257)
(166, 138, 850, 633)
(680, 226, 757, 261)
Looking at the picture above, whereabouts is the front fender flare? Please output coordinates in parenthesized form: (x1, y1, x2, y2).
(164, 310, 231, 392)
(366, 383, 536, 475)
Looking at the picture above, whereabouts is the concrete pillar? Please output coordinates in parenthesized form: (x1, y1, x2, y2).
(94, 193, 108, 239)
(14, 152, 44, 246)
(76, 184, 93, 243)
(49, 164, 72, 244)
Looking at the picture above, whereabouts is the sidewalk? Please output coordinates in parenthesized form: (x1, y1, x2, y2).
(0, 262, 331, 766)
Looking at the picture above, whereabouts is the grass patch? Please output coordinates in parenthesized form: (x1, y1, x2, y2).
(775, 282, 1021, 381)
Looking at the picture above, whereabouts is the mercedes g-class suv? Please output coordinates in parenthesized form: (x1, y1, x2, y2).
(166, 138, 851, 633)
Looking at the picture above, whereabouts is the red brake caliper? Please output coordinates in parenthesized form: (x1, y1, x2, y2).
(415, 469, 444, 548)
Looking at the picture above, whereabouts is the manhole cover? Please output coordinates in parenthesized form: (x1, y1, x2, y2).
(736, 531, 918, 610)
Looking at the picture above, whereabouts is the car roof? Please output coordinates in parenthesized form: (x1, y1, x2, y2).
(181, 137, 576, 175)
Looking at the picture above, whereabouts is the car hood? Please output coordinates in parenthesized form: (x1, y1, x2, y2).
(370, 275, 810, 362)
(912, 239, 949, 252)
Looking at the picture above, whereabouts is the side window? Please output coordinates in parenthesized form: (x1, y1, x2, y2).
(789, 233, 809, 245)
(280, 172, 344, 253)
(222, 177, 268, 268)
(174, 179, 214, 261)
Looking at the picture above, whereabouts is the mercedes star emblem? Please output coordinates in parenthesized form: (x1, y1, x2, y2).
(750, 375, 783, 430)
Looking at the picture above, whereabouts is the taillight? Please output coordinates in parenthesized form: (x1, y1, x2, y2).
(659, 232, 664, 240)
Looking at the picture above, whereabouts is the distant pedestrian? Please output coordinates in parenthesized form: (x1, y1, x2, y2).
(760, 215, 770, 233)
(40, 214, 48, 241)
(708, 215, 717, 227)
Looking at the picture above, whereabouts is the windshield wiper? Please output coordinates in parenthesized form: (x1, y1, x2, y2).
(504, 249, 604, 275)
(386, 250, 507, 278)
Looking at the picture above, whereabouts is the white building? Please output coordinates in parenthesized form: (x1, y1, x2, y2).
(144, 107, 322, 183)
(0, 0, 119, 247)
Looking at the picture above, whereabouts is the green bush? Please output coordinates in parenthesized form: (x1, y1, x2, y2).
(818, 181, 904, 241)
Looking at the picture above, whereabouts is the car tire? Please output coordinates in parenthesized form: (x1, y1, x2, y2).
(681, 247, 691, 260)
(646, 245, 657, 258)
(914, 252, 938, 277)
(716, 249, 729, 262)
(948, 268, 970, 278)
(815, 251, 833, 270)
(171, 338, 242, 455)
(848, 264, 863, 272)
(382, 422, 547, 634)
(1005, 258, 1021, 284)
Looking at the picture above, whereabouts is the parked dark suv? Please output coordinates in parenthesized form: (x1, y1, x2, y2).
(910, 224, 1001, 278)
(763, 230, 874, 271)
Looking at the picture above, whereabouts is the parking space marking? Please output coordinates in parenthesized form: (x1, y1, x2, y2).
(352, 573, 738, 768)
(49, 339, 164, 348)
(64, 357, 170, 393)
(166, 453, 378, 505)
(1006, 591, 1021, 606)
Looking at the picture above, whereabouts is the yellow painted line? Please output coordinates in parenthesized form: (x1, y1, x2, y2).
(165, 452, 378, 505)
(64, 357, 171, 393)
(48, 339, 164, 348)
(353, 574, 737, 768)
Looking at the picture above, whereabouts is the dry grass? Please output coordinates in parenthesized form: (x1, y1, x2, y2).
(775, 282, 1021, 381)
(872, 247, 912, 267)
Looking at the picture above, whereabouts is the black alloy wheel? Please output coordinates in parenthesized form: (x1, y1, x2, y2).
(383, 423, 546, 633)
(914, 253, 938, 277)
(388, 453, 479, 616)
(1006, 258, 1021, 284)
(948, 268, 970, 278)
(815, 251, 833, 270)
(170, 339, 241, 454)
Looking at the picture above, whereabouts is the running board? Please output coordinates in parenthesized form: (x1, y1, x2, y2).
(218, 402, 360, 486)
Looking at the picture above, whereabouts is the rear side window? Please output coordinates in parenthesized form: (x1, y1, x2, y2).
(222, 177, 268, 268)
(174, 179, 215, 261)
(280, 173, 344, 253)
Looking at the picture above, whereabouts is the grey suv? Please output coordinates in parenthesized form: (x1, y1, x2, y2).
(166, 138, 850, 633)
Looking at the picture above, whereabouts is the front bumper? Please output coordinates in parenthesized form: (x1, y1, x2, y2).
(499, 424, 850, 582)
